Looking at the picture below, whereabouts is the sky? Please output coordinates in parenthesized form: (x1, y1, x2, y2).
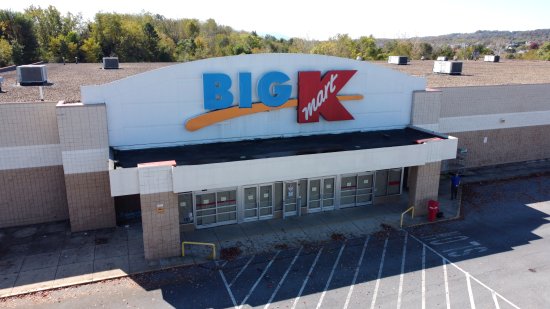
(4, 0, 549, 40)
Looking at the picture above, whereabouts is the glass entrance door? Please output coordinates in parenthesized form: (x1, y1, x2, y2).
(283, 181, 298, 217)
(308, 177, 335, 213)
(243, 184, 274, 221)
(195, 189, 237, 228)
(340, 172, 374, 208)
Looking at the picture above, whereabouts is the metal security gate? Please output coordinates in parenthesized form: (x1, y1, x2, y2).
(340, 172, 374, 208)
(243, 184, 274, 221)
(307, 177, 336, 213)
(195, 189, 237, 228)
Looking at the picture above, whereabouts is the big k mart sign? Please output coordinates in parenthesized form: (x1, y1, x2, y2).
(81, 54, 426, 149)
(185, 70, 362, 131)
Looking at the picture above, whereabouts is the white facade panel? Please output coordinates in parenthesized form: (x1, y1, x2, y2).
(82, 54, 426, 149)
(61, 148, 109, 174)
(439, 110, 550, 133)
(0, 144, 62, 170)
(109, 167, 139, 196)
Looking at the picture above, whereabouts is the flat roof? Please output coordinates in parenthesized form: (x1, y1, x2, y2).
(2, 60, 549, 104)
(113, 128, 443, 168)
(377, 59, 550, 88)
(0, 63, 170, 103)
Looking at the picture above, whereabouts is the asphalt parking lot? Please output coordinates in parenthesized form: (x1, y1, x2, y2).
(2, 173, 548, 308)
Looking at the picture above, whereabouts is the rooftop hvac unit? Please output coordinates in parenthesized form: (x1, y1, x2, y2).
(16, 65, 48, 85)
(433, 61, 463, 75)
(388, 56, 408, 65)
(484, 55, 500, 62)
(436, 56, 448, 61)
(103, 57, 119, 69)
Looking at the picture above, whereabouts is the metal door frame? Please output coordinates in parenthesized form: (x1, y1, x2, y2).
(307, 176, 336, 213)
(283, 180, 299, 217)
(242, 183, 274, 222)
(356, 171, 374, 206)
(339, 172, 374, 208)
(193, 187, 238, 229)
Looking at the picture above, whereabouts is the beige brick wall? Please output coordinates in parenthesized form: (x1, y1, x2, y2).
(64, 171, 115, 231)
(449, 125, 550, 168)
(411, 90, 441, 127)
(0, 166, 68, 228)
(57, 102, 115, 232)
(140, 192, 180, 259)
(0, 102, 60, 147)
(440, 84, 550, 117)
(409, 162, 441, 216)
(0, 102, 69, 228)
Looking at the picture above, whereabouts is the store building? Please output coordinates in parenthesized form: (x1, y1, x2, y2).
(1, 54, 549, 259)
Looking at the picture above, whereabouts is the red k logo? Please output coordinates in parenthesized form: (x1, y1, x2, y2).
(297, 70, 357, 123)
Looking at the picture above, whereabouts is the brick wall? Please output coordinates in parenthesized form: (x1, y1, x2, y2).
(409, 162, 441, 216)
(449, 125, 550, 168)
(0, 102, 68, 228)
(56, 102, 115, 232)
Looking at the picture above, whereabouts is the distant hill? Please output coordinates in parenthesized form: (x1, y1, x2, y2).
(379, 29, 550, 50)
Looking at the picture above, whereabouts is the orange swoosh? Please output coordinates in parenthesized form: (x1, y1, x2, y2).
(185, 95, 364, 131)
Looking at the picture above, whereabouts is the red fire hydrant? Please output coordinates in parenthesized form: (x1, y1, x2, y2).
(428, 200, 439, 222)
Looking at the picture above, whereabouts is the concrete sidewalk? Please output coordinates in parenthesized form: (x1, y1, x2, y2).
(1, 200, 415, 298)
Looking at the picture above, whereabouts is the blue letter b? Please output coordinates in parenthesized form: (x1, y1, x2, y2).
(203, 73, 233, 110)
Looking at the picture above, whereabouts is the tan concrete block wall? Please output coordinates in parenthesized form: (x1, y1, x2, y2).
(0, 102, 60, 147)
(440, 84, 550, 117)
(64, 171, 115, 232)
(0, 166, 68, 228)
(56, 103, 109, 151)
(57, 103, 115, 232)
(409, 162, 441, 216)
(411, 91, 441, 126)
(140, 192, 180, 259)
(449, 125, 550, 168)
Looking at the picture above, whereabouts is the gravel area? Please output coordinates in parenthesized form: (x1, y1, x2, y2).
(376, 59, 550, 88)
(0, 63, 171, 103)
(1, 59, 549, 103)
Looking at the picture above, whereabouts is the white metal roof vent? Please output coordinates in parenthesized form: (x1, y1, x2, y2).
(433, 61, 463, 75)
(103, 57, 119, 69)
(388, 56, 408, 65)
(16, 65, 48, 85)
(484, 55, 500, 62)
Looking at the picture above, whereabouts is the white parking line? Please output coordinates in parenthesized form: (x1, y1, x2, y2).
(408, 233, 520, 309)
(264, 247, 303, 309)
(492, 291, 501, 309)
(238, 251, 281, 309)
(443, 259, 451, 309)
(343, 236, 370, 309)
(466, 273, 476, 309)
(370, 237, 389, 309)
(218, 262, 238, 309)
(396, 232, 408, 309)
(229, 255, 255, 287)
(316, 244, 346, 309)
(291, 248, 323, 309)
(422, 244, 426, 309)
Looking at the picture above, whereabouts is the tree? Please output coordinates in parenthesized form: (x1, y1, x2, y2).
(0, 37, 12, 66)
(412, 42, 433, 60)
(355, 36, 384, 60)
(538, 42, 550, 60)
(80, 37, 101, 62)
(0, 10, 39, 63)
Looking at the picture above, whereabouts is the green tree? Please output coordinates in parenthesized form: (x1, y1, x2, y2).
(80, 37, 101, 62)
(0, 37, 12, 66)
(355, 35, 384, 60)
(0, 10, 39, 63)
(538, 42, 550, 60)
